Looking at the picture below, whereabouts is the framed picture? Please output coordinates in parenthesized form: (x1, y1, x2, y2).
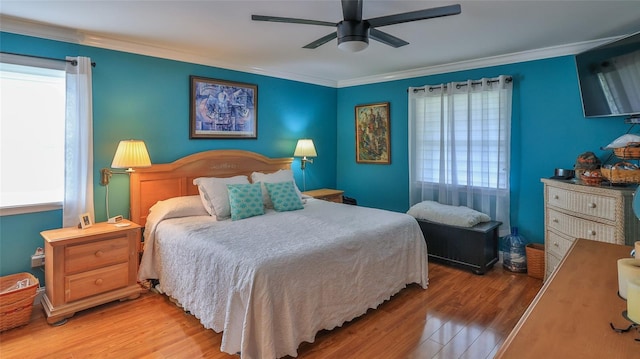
(355, 102, 390, 164)
(190, 76, 257, 139)
(79, 212, 93, 229)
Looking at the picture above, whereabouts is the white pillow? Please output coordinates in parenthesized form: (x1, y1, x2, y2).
(148, 195, 209, 219)
(251, 169, 303, 208)
(407, 201, 491, 228)
(193, 175, 250, 218)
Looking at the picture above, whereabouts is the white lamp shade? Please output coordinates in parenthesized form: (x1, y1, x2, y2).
(111, 140, 152, 169)
(338, 40, 368, 52)
(294, 139, 317, 158)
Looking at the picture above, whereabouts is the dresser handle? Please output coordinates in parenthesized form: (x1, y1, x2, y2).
(588, 230, 596, 236)
(552, 218, 559, 223)
(553, 195, 559, 200)
(587, 202, 596, 208)
(553, 241, 559, 247)
(95, 250, 103, 257)
(95, 278, 103, 286)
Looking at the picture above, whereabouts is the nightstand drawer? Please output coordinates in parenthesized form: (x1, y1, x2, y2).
(65, 262, 129, 302)
(65, 236, 129, 273)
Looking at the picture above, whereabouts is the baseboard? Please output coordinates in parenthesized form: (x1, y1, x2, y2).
(34, 287, 45, 305)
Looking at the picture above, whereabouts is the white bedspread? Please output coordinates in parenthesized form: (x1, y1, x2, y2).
(139, 199, 428, 359)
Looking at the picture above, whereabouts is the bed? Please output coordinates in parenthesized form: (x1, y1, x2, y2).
(131, 150, 428, 359)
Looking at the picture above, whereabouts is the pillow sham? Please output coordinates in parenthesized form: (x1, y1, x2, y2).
(407, 201, 491, 228)
(264, 181, 304, 212)
(148, 195, 210, 219)
(251, 169, 303, 208)
(227, 182, 265, 221)
(193, 175, 250, 219)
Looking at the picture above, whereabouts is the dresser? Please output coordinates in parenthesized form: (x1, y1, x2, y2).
(541, 178, 640, 279)
(302, 188, 344, 203)
(495, 239, 635, 358)
(40, 220, 142, 324)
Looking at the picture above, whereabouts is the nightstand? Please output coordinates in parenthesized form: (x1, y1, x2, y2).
(303, 188, 344, 203)
(40, 220, 142, 324)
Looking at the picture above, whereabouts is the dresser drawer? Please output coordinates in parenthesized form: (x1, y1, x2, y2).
(65, 262, 129, 302)
(546, 250, 562, 279)
(547, 186, 616, 221)
(65, 236, 129, 273)
(547, 208, 616, 243)
(546, 230, 575, 259)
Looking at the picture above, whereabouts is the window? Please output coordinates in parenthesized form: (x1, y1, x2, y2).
(413, 91, 508, 189)
(408, 76, 512, 235)
(0, 57, 66, 214)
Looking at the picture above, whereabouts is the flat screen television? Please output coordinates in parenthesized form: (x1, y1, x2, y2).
(575, 31, 640, 118)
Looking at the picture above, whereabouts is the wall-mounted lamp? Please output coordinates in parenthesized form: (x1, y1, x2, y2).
(100, 139, 151, 186)
(293, 139, 317, 170)
(293, 139, 317, 191)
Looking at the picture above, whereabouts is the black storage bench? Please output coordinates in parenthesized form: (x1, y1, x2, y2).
(416, 219, 502, 275)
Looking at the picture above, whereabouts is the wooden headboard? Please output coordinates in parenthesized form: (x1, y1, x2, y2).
(130, 150, 293, 226)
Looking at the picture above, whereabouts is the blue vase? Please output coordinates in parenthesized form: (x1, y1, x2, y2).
(503, 227, 527, 272)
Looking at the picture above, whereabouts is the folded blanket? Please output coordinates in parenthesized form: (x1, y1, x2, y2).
(407, 201, 491, 228)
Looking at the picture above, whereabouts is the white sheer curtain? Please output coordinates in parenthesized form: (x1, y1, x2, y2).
(408, 75, 512, 236)
(63, 57, 94, 227)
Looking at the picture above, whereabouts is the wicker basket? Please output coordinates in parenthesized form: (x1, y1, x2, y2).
(0, 272, 38, 332)
(580, 173, 603, 186)
(601, 162, 640, 184)
(525, 243, 545, 280)
(613, 142, 640, 159)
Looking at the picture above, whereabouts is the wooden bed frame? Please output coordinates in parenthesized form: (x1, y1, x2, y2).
(130, 150, 293, 226)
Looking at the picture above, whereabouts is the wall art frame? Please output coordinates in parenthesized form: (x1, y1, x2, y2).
(355, 102, 390, 164)
(190, 76, 257, 139)
(79, 212, 93, 229)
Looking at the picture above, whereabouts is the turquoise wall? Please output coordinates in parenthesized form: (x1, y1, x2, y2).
(0, 32, 337, 281)
(0, 30, 634, 282)
(336, 56, 631, 243)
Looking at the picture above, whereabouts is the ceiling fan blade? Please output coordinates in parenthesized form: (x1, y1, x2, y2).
(341, 0, 363, 21)
(252, 15, 335, 27)
(303, 32, 338, 49)
(367, 4, 461, 28)
(369, 28, 409, 48)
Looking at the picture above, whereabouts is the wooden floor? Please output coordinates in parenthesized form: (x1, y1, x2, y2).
(0, 262, 542, 359)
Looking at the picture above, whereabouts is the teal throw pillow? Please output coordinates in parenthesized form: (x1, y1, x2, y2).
(264, 181, 304, 212)
(227, 183, 265, 220)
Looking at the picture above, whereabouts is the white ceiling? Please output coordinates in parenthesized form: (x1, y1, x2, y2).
(1, 0, 640, 87)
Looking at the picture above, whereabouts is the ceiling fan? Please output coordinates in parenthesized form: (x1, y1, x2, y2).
(252, 0, 461, 52)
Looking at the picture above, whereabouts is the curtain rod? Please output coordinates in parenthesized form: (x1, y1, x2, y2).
(0, 51, 96, 67)
(410, 76, 512, 93)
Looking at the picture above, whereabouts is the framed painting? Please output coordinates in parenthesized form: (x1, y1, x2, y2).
(190, 76, 257, 139)
(355, 102, 390, 164)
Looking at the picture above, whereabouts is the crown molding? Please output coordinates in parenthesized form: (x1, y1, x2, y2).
(336, 37, 619, 88)
(1, 15, 618, 89)
(0, 15, 338, 88)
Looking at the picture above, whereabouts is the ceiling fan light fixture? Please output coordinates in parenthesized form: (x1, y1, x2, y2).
(337, 20, 369, 52)
(338, 39, 369, 52)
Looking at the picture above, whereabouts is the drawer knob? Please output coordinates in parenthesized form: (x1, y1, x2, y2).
(587, 202, 596, 208)
(95, 250, 103, 257)
(95, 278, 103, 286)
(552, 218, 559, 223)
(553, 241, 559, 247)
(588, 230, 596, 236)
(553, 195, 559, 200)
